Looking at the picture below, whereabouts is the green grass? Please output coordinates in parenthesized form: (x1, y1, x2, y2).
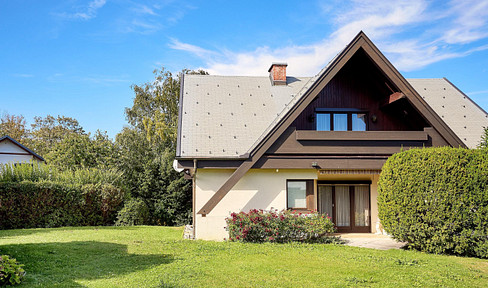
(0, 227, 487, 287)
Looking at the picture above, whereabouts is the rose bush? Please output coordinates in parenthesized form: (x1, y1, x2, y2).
(225, 209, 335, 243)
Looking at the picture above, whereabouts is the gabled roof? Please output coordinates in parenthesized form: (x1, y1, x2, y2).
(177, 31, 485, 215)
(178, 32, 484, 161)
(0, 135, 45, 162)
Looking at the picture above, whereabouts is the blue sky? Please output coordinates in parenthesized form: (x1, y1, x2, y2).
(1, 0, 488, 138)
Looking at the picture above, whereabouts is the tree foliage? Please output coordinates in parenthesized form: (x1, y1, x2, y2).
(30, 115, 85, 156)
(46, 130, 117, 169)
(115, 67, 202, 226)
(1, 67, 201, 227)
(0, 113, 28, 143)
(478, 127, 488, 149)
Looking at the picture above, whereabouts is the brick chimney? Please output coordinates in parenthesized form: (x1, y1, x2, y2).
(268, 63, 287, 86)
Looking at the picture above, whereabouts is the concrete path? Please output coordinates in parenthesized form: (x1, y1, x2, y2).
(336, 233, 406, 250)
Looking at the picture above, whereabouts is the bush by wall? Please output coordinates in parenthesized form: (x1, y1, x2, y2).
(378, 147, 488, 258)
(225, 209, 335, 243)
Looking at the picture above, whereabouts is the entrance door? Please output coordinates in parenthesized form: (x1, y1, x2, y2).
(318, 184, 370, 233)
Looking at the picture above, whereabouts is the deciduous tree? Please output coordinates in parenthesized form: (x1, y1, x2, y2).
(0, 113, 28, 143)
(116, 68, 204, 225)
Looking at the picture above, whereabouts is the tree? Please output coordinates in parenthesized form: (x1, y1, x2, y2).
(30, 115, 85, 156)
(0, 113, 28, 143)
(479, 127, 488, 149)
(116, 68, 204, 225)
(125, 68, 207, 148)
(46, 130, 117, 169)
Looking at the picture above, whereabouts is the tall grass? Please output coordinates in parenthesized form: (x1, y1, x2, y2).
(0, 162, 123, 187)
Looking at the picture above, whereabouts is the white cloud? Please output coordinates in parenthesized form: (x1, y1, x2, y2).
(169, 0, 488, 76)
(467, 90, 488, 96)
(58, 0, 107, 20)
(441, 0, 488, 44)
(12, 73, 34, 78)
(132, 5, 158, 16)
(169, 38, 218, 59)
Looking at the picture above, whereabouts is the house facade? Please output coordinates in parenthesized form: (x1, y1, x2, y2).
(175, 32, 488, 240)
(0, 135, 44, 166)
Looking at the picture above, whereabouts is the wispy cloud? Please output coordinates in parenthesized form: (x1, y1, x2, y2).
(132, 5, 158, 16)
(170, 0, 488, 75)
(57, 0, 106, 20)
(12, 73, 34, 78)
(119, 2, 194, 34)
(169, 38, 217, 58)
(468, 90, 488, 96)
(46, 73, 129, 85)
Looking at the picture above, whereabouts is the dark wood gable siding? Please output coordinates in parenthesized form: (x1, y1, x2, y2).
(292, 48, 429, 131)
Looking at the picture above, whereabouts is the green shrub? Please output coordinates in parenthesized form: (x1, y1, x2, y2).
(378, 147, 488, 258)
(0, 163, 126, 229)
(225, 209, 336, 243)
(115, 199, 150, 226)
(0, 255, 25, 286)
(0, 181, 125, 229)
(81, 184, 125, 226)
(0, 162, 123, 187)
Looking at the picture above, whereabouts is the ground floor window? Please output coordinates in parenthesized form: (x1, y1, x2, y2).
(286, 180, 314, 210)
(318, 182, 371, 233)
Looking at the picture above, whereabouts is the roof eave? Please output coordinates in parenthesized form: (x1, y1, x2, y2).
(0, 135, 45, 162)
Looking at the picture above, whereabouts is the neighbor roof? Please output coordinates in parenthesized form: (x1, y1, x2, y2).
(0, 135, 45, 161)
(177, 75, 487, 159)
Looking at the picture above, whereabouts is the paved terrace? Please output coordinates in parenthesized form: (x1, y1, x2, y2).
(337, 233, 406, 250)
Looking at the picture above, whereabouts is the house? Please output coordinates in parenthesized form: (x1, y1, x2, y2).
(0, 135, 45, 165)
(175, 31, 488, 240)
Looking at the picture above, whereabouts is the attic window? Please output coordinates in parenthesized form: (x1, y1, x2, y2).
(316, 109, 367, 131)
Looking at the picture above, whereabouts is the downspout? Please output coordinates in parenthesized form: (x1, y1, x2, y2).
(192, 159, 197, 239)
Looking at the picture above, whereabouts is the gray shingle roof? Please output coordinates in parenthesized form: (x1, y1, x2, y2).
(178, 75, 309, 158)
(409, 78, 488, 148)
(178, 76, 488, 158)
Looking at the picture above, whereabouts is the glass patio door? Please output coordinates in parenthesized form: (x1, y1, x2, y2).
(318, 184, 370, 233)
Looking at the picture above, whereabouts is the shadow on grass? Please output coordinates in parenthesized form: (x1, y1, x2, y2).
(0, 225, 176, 239)
(0, 241, 174, 287)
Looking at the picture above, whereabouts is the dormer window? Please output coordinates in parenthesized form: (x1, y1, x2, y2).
(316, 109, 367, 131)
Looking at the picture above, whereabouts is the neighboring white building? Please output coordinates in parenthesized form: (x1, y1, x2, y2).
(0, 135, 45, 165)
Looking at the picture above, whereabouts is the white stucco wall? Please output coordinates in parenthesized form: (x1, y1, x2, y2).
(195, 169, 318, 240)
(195, 169, 381, 240)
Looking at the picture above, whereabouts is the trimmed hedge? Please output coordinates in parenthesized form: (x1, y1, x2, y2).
(378, 147, 488, 258)
(226, 209, 336, 243)
(0, 181, 124, 229)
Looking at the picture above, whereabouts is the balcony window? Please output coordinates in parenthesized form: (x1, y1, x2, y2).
(352, 113, 367, 131)
(316, 110, 367, 131)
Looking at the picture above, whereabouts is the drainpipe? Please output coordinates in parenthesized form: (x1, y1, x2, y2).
(192, 159, 197, 239)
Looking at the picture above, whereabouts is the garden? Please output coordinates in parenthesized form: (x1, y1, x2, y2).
(1, 226, 488, 287)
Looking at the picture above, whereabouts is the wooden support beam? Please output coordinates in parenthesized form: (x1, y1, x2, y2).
(197, 160, 254, 215)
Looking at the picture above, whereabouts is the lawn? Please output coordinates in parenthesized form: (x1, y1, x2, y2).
(0, 227, 487, 287)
